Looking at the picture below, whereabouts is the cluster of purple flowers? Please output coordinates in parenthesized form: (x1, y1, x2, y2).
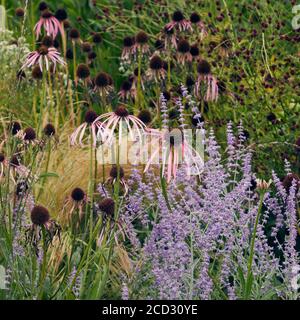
(120, 123, 300, 300)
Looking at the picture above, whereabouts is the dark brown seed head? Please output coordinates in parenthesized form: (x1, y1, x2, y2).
(120, 79, 132, 91)
(41, 10, 52, 19)
(190, 44, 199, 57)
(55, 8, 67, 21)
(76, 64, 90, 79)
(110, 165, 124, 179)
(154, 39, 164, 50)
(172, 10, 184, 22)
(88, 51, 97, 60)
(15, 8, 25, 17)
(41, 35, 53, 47)
(114, 106, 129, 117)
(123, 36, 135, 47)
(177, 39, 190, 53)
(31, 205, 50, 225)
(162, 91, 171, 101)
(71, 187, 85, 202)
(10, 155, 20, 167)
(10, 121, 21, 135)
(92, 33, 102, 44)
(94, 72, 109, 87)
(39, 2, 48, 11)
(24, 127, 36, 141)
(197, 60, 211, 75)
(0, 153, 5, 163)
(190, 12, 200, 23)
(98, 198, 115, 216)
(136, 31, 148, 44)
(84, 110, 98, 124)
(38, 45, 49, 55)
(81, 41, 92, 53)
(149, 55, 163, 70)
(69, 28, 80, 40)
(186, 76, 195, 87)
(32, 66, 43, 79)
(43, 123, 55, 137)
(282, 173, 300, 192)
(138, 110, 152, 124)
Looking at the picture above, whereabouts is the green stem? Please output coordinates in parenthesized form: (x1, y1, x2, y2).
(244, 191, 265, 299)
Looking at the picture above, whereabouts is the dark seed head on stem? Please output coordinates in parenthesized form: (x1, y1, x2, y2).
(55, 8, 67, 21)
(41, 35, 54, 47)
(136, 31, 148, 44)
(69, 28, 80, 40)
(149, 55, 163, 70)
(84, 110, 98, 124)
(41, 10, 53, 19)
(24, 127, 36, 141)
(43, 123, 56, 137)
(10, 121, 21, 135)
(0, 153, 5, 163)
(81, 41, 92, 53)
(123, 36, 135, 47)
(172, 10, 184, 22)
(177, 39, 190, 53)
(282, 173, 300, 192)
(197, 60, 211, 75)
(121, 79, 132, 91)
(138, 110, 152, 124)
(71, 187, 85, 202)
(98, 198, 115, 217)
(95, 72, 109, 87)
(92, 33, 102, 44)
(88, 51, 97, 60)
(110, 165, 124, 179)
(31, 205, 50, 225)
(115, 106, 129, 117)
(76, 64, 90, 79)
(190, 12, 201, 24)
(190, 44, 199, 57)
(39, 2, 48, 11)
(15, 8, 25, 17)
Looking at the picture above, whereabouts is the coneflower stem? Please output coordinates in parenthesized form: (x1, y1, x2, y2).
(88, 131, 94, 240)
(38, 226, 48, 299)
(160, 172, 171, 211)
(244, 191, 265, 299)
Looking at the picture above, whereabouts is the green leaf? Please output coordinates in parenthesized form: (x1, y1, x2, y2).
(39, 172, 59, 179)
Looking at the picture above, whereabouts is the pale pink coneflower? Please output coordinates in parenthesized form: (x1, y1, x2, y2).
(21, 45, 65, 72)
(144, 128, 204, 183)
(162, 26, 178, 49)
(176, 39, 192, 65)
(165, 10, 192, 32)
(146, 55, 166, 82)
(70, 110, 104, 147)
(93, 72, 114, 98)
(105, 165, 128, 195)
(134, 31, 150, 55)
(117, 79, 136, 101)
(34, 10, 63, 39)
(121, 36, 136, 62)
(94, 106, 146, 146)
(8, 155, 31, 184)
(195, 60, 219, 102)
(190, 12, 207, 40)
